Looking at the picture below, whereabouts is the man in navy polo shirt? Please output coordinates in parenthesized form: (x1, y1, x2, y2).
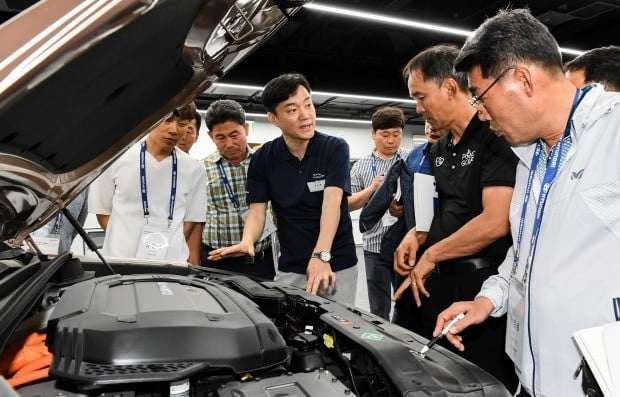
(208, 73, 358, 304)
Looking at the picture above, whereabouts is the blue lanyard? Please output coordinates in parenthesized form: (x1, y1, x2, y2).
(512, 88, 589, 281)
(51, 213, 62, 235)
(140, 142, 177, 227)
(216, 160, 241, 211)
(371, 152, 401, 177)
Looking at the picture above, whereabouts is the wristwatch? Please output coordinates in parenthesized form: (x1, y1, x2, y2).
(311, 251, 332, 263)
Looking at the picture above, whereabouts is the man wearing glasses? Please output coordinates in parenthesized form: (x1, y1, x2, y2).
(435, 9, 620, 397)
(393, 44, 518, 390)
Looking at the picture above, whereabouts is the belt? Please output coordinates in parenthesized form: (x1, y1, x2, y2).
(435, 256, 502, 274)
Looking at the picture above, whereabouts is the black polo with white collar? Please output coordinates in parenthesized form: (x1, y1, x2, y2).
(247, 131, 357, 274)
(426, 115, 518, 258)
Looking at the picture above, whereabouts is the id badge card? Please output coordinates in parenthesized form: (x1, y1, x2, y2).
(31, 234, 60, 254)
(506, 277, 526, 371)
(307, 179, 326, 192)
(136, 224, 171, 260)
(382, 212, 398, 227)
(240, 210, 278, 241)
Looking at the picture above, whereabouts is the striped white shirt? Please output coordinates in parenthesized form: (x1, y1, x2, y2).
(350, 148, 409, 253)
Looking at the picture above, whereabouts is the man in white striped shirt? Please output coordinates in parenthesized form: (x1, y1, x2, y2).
(349, 107, 409, 320)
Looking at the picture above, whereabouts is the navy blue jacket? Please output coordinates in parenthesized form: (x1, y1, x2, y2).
(359, 159, 415, 262)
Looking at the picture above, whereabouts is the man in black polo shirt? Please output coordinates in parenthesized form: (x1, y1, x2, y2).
(208, 73, 358, 305)
(392, 45, 518, 390)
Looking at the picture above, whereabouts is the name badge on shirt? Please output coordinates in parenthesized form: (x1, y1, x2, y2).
(307, 179, 326, 192)
(31, 224, 60, 254)
(240, 210, 278, 241)
(506, 277, 526, 372)
(31, 234, 60, 255)
(136, 224, 171, 260)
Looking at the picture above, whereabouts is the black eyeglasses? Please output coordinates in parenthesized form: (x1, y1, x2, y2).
(468, 65, 515, 109)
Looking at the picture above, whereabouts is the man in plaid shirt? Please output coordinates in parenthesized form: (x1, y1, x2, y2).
(200, 100, 275, 279)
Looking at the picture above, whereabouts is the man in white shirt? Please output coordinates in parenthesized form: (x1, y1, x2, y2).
(89, 105, 206, 264)
(434, 9, 620, 397)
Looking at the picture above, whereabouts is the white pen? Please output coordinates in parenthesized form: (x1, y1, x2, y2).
(419, 312, 465, 356)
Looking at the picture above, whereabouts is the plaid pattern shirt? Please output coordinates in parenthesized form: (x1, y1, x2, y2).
(202, 148, 270, 251)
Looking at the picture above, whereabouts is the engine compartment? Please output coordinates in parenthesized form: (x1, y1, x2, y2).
(0, 253, 511, 396)
(47, 275, 287, 386)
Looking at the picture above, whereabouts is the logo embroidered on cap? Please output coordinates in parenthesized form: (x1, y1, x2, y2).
(461, 149, 476, 166)
(435, 157, 444, 167)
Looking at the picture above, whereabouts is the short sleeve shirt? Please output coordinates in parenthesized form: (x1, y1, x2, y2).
(88, 144, 207, 261)
(247, 131, 357, 274)
(202, 148, 270, 251)
(426, 115, 518, 258)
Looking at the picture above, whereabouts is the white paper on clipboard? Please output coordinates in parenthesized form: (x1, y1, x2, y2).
(413, 173, 437, 232)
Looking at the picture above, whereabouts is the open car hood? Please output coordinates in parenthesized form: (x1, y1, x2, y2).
(0, 0, 303, 244)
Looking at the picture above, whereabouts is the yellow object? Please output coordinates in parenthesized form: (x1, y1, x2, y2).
(323, 334, 334, 349)
(241, 373, 252, 381)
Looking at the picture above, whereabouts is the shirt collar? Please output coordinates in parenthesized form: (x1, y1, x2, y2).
(449, 114, 483, 147)
(278, 131, 321, 161)
(372, 147, 405, 160)
(422, 142, 432, 155)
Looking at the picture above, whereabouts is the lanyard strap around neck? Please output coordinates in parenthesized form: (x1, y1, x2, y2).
(51, 213, 62, 234)
(140, 142, 177, 227)
(216, 159, 241, 211)
(512, 87, 590, 281)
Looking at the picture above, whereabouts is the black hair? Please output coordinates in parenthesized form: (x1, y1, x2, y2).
(371, 107, 406, 130)
(402, 44, 469, 92)
(177, 101, 197, 120)
(203, 99, 245, 130)
(193, 112, 201, 134)
(565, 46, 620, 91)
(455, 8, 563, 78)
(261, 73, 312, 114)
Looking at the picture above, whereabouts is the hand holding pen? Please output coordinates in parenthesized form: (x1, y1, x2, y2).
(431, 298, 496, 352)
(419, 313, 465, 356)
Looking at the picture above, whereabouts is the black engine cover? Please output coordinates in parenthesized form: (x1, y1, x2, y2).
(46, 274, 287, 386)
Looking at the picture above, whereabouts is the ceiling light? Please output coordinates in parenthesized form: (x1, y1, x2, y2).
(303, 3, 584, 56)
(211, 82, 415, 104)
(558, 47, 587, 56)
(246, 112, 371, 124)
(304, 3, 471, 37)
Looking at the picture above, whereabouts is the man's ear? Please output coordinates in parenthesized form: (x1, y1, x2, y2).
(243, 123, 250, 135)
(442, 78, 458, 99)
(515, 64, 534, 97)
(267, 112, 279, 128)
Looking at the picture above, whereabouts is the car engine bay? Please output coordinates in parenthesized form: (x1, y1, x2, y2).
(0, 251, 510, 396)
